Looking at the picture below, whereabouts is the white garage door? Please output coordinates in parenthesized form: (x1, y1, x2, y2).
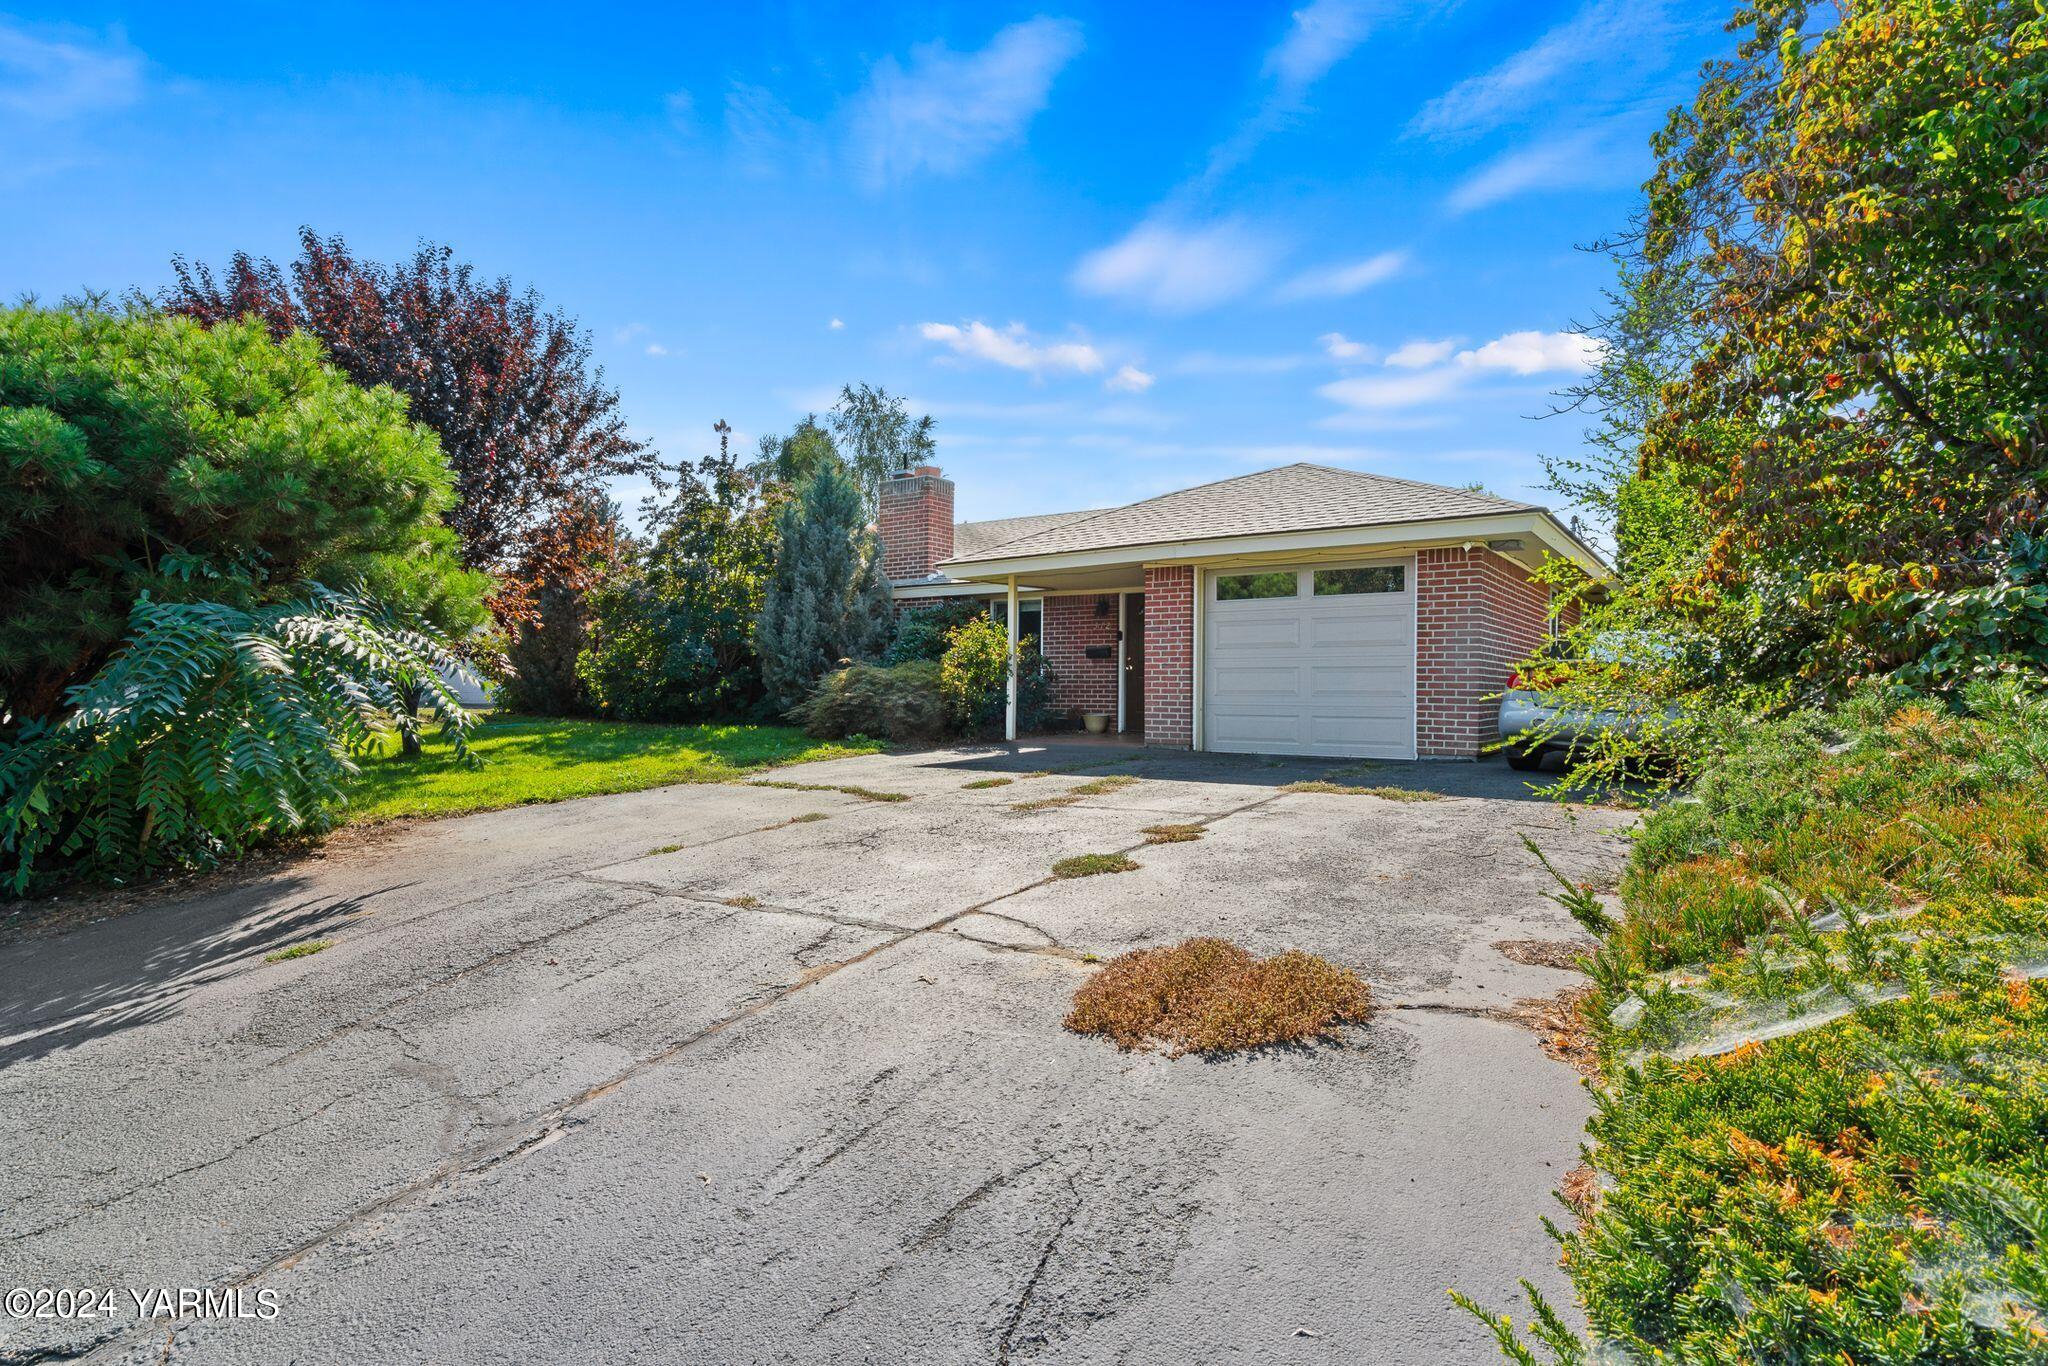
(1203, 560, 1416, 759)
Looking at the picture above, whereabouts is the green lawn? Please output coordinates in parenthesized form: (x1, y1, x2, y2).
(341, 715, 882, 823)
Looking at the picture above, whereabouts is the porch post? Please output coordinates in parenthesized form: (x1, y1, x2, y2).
(1115, 592, 1127, 734)
(1005, 575, 1019, 742)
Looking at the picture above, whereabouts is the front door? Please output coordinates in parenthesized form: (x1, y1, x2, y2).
(1123, 592, 1145, 734)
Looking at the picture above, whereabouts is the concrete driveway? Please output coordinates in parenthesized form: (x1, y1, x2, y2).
(0, 743, 1632, 1365)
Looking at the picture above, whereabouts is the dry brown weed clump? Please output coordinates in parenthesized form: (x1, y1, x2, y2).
(1064, 937, 1372, 1055)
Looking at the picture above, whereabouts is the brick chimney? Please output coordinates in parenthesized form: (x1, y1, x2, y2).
(877, 465, 954, 580)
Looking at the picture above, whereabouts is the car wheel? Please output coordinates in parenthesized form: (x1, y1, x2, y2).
(1505, 745, 1547, 772)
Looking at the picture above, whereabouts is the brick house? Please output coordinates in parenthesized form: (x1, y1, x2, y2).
(879, 462, 1603, 759)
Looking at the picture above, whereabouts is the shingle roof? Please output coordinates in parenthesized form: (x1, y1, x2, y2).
(943, 463, 1536, 565)
(951, 507, 1109, 560)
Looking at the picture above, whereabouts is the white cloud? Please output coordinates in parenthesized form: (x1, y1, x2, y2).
(663, 90, 694, 132)
(1409, 1, 1675, 142)
(828, 317, 845, 330)
(645, 343, 670, 357)
(1317, 328, 1604, 410)
(1444, 127, 1610, 214)
(724, 81, 821, 176)
(1276, 249, 1409, 302)
(918, 320, 1104, 376)
(1071, 218, 1279, 313)
(1385, 337, 1458, 368)
(1171, 350, 1315, 376)
(849, 17, 1082, 187)
(1104, 365, 1155, 394)
(0, 20, 143, 121)
(1319, 332, 1376, 363)
(1318, 368, 1468, 411)
(1198, 0, 1394, 185)
(1264, 0, 1381, 93)
(1457, 330, 1606, 375)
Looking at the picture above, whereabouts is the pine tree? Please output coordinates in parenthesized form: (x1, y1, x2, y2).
(757, 466, 893, 710)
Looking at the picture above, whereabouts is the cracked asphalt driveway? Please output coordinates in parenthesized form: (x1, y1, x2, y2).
(0, 743, 1633, 1365)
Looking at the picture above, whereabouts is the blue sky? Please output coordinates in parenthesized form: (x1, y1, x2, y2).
(2, 2, 1725, 529)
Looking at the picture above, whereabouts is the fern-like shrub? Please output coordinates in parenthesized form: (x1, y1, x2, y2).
(0, 588, 477, 892)
(788, 660, 950, 742)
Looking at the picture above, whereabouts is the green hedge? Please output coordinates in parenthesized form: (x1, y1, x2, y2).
(1467, 686, 2048, 1363)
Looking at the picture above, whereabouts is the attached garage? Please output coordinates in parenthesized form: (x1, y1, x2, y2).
(890, 462, 1603, 758)
(1203, 559, 1416, 760)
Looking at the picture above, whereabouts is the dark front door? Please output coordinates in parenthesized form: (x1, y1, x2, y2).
(1123, 592, 1145, 734)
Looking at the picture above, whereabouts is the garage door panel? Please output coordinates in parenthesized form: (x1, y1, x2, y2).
(1308, 664, 1410, 697)
(1210, 665, 1302, 697)
(1208, 711, 1308, 745)
(1209, 615, 1303, 649)
(1308, 716, 1410, 748)
(1204, 561, 1415, 760)
(1310, 614, 1409, 649)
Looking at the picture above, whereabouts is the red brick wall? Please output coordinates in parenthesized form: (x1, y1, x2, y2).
(877, 467, 954, 581)
(1040, 594, 1119, 719)
(1143, 565, 1193, 748)
(1416, 548, 1553, 757)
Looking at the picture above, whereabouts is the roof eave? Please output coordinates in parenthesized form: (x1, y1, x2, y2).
(936, 509, 1610, 582)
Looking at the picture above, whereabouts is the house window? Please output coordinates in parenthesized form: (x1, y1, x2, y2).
(987, 600, 1042, 644)
(1314, 566, 1405, 596)
(1215, 571, 1298, 601)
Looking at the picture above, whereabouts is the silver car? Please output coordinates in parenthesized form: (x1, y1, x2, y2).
(1497, 633, 1674, 772)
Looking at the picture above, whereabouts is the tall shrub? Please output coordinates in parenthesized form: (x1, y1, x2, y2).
(756, 466, 893, 710)
(0, 305, 488, 724)
(578, 425, 777, 722)
(497, 494, 625, 716)
(0, 305, 489, 888)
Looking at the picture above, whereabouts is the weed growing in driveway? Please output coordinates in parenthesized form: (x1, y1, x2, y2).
(1065, 937, 1372, 1055)
(748, 780, 909, 803)
(1492, 938, 1595, 971)
(1012, 795, 1080, 812)
(265, 940, 332, 963)
(789, 812, 830, 823)
(1015, 774, 1141, 812)
(961, 777, 1013, 789)
(723, 894, 761, 908)
(1279, 780, 1443, 801)
(1142, 824, 1204, 844)
(1051, 852, 1139, 879)
(1068, 775, 1139, 796)
(648, 843, 684, 855)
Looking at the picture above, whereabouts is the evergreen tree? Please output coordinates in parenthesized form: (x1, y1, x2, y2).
(577, 423, 777, 721)
(757, 465, 893, 710)
(0, 304, 489, 725)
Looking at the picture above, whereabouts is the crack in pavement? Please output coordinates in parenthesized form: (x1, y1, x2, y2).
(996, 1175, 1086, 1366)
(908, 1155, 1053, 1251)
(257, 887, 670, 1069)
(66, 785, 1288, 1363)
(4, 1082, 382, 1247)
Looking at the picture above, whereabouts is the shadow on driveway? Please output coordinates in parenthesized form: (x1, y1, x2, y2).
(903, 739, 1562, 802)
(0, 881, 388, 1069)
